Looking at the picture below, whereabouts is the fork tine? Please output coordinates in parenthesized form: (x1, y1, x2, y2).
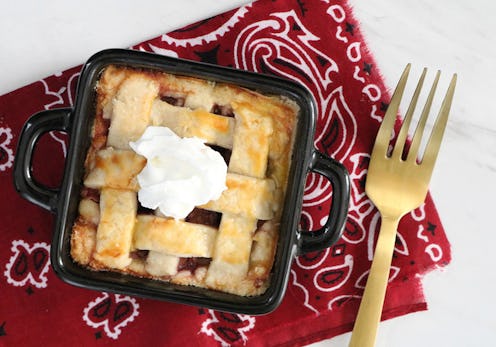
(373, 64, 411, 157)
(406, 70, 441, 163)
(420, 73, 457, 170)
(391, 68, 427, 160)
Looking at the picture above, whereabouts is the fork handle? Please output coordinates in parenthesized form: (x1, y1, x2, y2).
(349, 215, 400, 347)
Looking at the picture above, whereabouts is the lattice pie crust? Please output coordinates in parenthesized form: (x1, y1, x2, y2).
(70, 65, 298, 296)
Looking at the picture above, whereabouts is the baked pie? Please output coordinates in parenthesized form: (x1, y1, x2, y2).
(70, 64, 299, 296)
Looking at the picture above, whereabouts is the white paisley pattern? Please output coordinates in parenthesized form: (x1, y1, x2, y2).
(83, 293, 140, 340)
(39, 72, 79, 158)
(201, 310, 255, 347)
(0, 126, 14, 171)
(161, 5, 251, 47)
(4, 240, 50, 288)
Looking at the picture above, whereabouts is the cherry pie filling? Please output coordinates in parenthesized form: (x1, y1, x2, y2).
(70, 65, 298, 296)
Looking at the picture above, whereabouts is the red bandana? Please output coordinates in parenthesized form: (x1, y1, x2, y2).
(0, 1, 451, 346)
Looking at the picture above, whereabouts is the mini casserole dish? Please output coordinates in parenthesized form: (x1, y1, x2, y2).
(13, 49, 350, 315)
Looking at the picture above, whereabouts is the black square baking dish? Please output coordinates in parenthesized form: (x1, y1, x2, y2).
(13, 49, 349, 315)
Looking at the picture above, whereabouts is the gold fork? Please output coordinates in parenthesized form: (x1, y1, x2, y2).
(348, 64, 457, 347)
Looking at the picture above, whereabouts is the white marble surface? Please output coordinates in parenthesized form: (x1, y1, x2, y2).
(1, 1, 494, 346)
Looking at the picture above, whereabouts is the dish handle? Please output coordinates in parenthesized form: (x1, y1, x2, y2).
(297, 150, 350, 255)
(13, 108, 72, 213)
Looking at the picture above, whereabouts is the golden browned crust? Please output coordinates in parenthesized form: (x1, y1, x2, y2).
(84, 148, 146, 191)
(70, 218, 96, 266)
(70, 65, 298, 296)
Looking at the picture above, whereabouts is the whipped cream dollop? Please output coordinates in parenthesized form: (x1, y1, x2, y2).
(129, 126, 227, 219)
